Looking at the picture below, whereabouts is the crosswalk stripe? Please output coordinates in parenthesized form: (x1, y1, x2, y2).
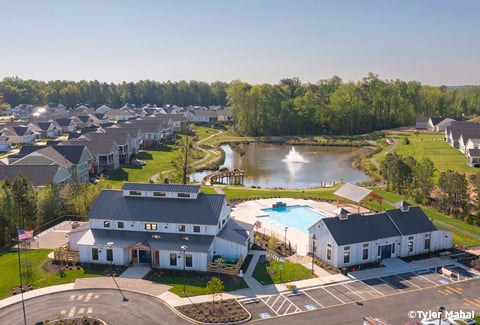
(87, 307, 93, 316)
(69, 295, 75, 301)
(78, 307, 85, 315)
(68, 307, 76, 318)
(77, 295, 84, 300)
(85, 293, 93, 302)
(60, 310, 66, 317)
(464, 298, 480, 308)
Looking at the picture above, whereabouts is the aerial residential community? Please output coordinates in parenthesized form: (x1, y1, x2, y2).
(1, 1, 480, 325)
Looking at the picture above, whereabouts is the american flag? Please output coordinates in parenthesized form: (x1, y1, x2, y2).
(18, 229, 34, 241)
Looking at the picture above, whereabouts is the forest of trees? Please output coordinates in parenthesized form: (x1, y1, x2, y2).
(1, 73, 480, 137)
(0, 174, 102, 247)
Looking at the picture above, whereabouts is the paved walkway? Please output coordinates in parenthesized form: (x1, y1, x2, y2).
(1, 254, 478, 311)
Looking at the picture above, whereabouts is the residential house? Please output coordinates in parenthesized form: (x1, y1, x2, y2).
(216, 108, 232, 123)
(0, 165, 71, 186)
(0, 125, 37, 146)
(66, 139, 120, 174)
(122, 120, 165, 148)
(185, 109, 217, 124)
(95, 105, 113, 114)
(27, 121, 62, 138)
(104, 109, 136, 122)
(467, 149, 480, 167)
(73, 183, 251, 271)
(309, 202, 452, 269)
(0, 135, 11, 152)
(10, 145, 93, 184)
(104, 126, 143, 156)
(55, 118, 77, 134)
(445, 121, 480, 148)
(81, 131, 132, 163)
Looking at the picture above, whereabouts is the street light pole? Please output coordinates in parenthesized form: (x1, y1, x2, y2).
(284, 227, 288, 254)
(181, 245, 188, 294)
(107, 242, 128, 302)
(437, 306, 445, 325)
(312, 234, 316, 275)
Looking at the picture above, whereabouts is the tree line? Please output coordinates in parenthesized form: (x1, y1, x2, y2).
(380, 152, 480, 225)
(0, 77, 229, 109)
(0, 174, 102, 247)
(2, 74, 480, 136)
(227, 74, 480, 136)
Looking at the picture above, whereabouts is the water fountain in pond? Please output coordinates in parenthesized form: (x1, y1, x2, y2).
(282, 146, 309, 163)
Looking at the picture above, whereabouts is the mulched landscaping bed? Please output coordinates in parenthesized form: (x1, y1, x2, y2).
(176, 299, 250, 323)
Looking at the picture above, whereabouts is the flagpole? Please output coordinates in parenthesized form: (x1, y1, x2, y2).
(16, 225, 28, 325)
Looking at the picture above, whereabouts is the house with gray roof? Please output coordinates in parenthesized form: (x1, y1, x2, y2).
(104, 126, 143, 155)
(0, 165, 71, 186)
(72, 183, 251, 271)
(65, 139, 120, 174)
(309, 203, 452, 268)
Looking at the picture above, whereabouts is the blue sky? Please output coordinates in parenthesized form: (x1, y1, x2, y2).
(1, 0, 479, 85)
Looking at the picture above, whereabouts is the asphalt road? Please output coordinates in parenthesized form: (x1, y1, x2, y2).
(0, 289, 191, 325)
(254, 278, 480, 324)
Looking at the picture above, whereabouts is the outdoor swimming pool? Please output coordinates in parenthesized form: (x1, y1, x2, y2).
(259, 205, 329, 234)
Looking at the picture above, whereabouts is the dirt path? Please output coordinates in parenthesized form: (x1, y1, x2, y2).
(371, 138, 397, 168)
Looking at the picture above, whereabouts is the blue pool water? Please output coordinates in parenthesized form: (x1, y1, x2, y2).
(259, 205, 328, 234)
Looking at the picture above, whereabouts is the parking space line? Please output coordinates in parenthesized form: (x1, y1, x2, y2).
(464, 298, 480, 308)
(302, 290, 324, 307)
(415, 273, 438, 286)
(322, 287, 345, 304)
(394, 274, 421, 289)
(362, 281, 386, 297)
(282, 294, 302, 313)
(340, 283, 365, 301)
(275, 297, 288, 314)
(263, 295, 274, 305)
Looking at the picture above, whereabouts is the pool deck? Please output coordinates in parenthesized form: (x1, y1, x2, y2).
(231, 198, 370, 255)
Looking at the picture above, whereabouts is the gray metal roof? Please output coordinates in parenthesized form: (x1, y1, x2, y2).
(334, 183, 373, 203)
(122, 183, 200, 193)
(386, 206, 437, 235)
(79, 229, 214, 253)
(217, 219, 249, 245)
(323, 207, 436, 246)
(322, 212, 400, 246)
(88, 189, 224, 225)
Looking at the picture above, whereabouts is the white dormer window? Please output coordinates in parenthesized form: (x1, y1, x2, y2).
(145, 223, 157, 230)
(178, 225, 186, 232)
(130, 190, 141, 196)
(177, 192, 190, 198)
(193, 225, 200, 233)
(153, 191, 166, 197)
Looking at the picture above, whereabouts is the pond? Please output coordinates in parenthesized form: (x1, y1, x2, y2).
(190, 143, 372, 189)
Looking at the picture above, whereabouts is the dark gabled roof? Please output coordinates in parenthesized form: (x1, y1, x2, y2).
(122, 183, 200, 193)
(82, 229, 214, 253)
(386, 206, 437, 235)
(323, 206, 436, 246)
(55, 118, 73, 126)
(18, 145, 46, 155)
(88, 189, 224, 225)
(82, 132, 129, 145)
(430, 117, 445, 125)
(0, 165, 68, 186)
(65, 139, 117, 155)
(322, 212, 400, 246)
(37, 122, 53, 131)
(13, 126, 29, 136)
(51, 145, 87, 164)
(468, 148, 480, 157)
(449, 121, 480, 140)
(104, 126, 141, 138)
(77, 115, 91, 123)
(217, 219, 249, 245)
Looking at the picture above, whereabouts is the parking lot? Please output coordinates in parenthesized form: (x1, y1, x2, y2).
(240, 266, 478, 321)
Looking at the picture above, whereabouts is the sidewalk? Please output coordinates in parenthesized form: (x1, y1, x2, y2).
(1, 255, 474, 311)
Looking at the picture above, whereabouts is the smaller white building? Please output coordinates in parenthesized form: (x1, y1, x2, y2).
(309, 202, 452, 269)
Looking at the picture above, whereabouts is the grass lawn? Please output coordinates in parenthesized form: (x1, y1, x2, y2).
(146, 270, 248, 298)
(222, 185, 339, 201)
(383, 132, 478, 178)
(0, 249, 101, 300)
(252, 260, 314, 285)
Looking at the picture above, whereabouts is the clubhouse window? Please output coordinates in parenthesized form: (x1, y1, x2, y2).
(117, 221, 124, 229)
(170, 253, 177, 266)
(178, 224, 186, 232)
(145, 223, 157, 230)
(92, 248, 99, 260)
(103, 221, 110, 228)
(193, 225, 201, 233)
